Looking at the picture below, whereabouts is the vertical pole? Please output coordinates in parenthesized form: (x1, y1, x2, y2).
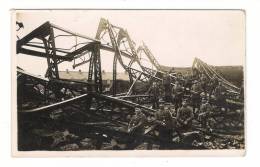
(93, 43, 102, 93)
(49, 27, 59, 79)
(112, 54, 117, 96)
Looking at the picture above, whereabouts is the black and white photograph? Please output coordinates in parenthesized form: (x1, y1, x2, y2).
(13, 10, 245, 155)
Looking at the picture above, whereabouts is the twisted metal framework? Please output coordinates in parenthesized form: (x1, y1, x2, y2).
(17, 21, 102, 92)
(17, 20, 166, 144)
(16, 19, 243, 150)
(17, 19, 241, 112)
(192, 57, 240, 95)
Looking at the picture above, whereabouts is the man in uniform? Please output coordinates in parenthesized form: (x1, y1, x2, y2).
(176, 99, 194, 132)
(155, 105, 176, 149)
(128, 108, 147, 134)
(208, 74, 219, 97)
(172, 81, 184, 111)
(149, 82, 160, 109)
(190, 80, 203, 113)
(198, 98, 213, 129)
(163, 73, 172, 103)
(183, 73, 193, 95)
(200, 74, 208, 93)
(127, 108, 147, 148)
(214, 82, 227, 111)
(175, 99, 194, 143)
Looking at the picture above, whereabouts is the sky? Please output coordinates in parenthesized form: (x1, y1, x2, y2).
(16, 10, 245, 76)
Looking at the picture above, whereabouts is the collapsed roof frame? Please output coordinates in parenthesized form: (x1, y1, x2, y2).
(16, 19, 244, 149)
(16, 20, 163, 115)
(192, 57, 240, 94)
(17, 21, 103, 93)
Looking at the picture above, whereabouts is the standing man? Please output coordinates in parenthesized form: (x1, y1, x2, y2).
(163, 73, 172, 103)
(214, 82, 227, 111)
(176, 99, 194, 138)
(198, 98, 213, 129)
(209, 74, 219, 97)
(191, 80, 203, 113)
(155, 105, 176, 149)
(200, 74, 208, 93)
(149, 82, 160, 109)
(172, 81, 184, 111)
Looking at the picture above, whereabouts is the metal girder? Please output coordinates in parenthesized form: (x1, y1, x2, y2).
(17, 21, 100, 80)
(137, 42, 162, 71)
(20, 94, 90, 113)
(17, 47, 71, 61)
(93, 43, 103, 93)
(42, 28, 59, 79)
(20, 91, 156, 116)
(193, 57, 240, 93)
(87, 44, 103, 93)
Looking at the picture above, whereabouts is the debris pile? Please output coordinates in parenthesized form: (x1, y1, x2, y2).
(16, 19, 244, 151)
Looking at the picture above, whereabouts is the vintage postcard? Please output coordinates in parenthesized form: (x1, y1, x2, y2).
(12, 10, 245, 157)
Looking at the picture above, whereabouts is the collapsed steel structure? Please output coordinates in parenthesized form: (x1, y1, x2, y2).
(17, 19, 177, 112)
(16, 19, 243, 150)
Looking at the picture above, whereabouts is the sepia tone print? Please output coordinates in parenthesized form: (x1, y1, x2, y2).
(13, 10, 245, 154)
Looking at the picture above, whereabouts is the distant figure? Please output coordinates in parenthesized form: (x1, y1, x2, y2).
(176, 72, 184, 85)
(198, 98, 213, 129)
(172, 81, 184, 110)
(183, 74, 193, 93)
(191, 80, 203, 113)
(127, 108, 147, 149)
(214, 82, 227, 111)
(169, 67, 175, 74)
(163, 73, 172, 103)
(149, 82, 160, 109)
(208, 74, 219, 97)
(200, 74, 208, 93)
(176, 100, 194, 131)
(155, 105, 176, 149)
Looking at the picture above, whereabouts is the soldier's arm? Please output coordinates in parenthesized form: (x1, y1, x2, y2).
(128, 118, 135, 132)
(186, 108, 194, 122)
(177, 109, 184, 124)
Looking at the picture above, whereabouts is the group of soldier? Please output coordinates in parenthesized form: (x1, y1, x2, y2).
(128, 71, 230, 148)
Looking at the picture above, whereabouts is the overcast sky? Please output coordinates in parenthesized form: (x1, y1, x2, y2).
(16, 10, 245, 76)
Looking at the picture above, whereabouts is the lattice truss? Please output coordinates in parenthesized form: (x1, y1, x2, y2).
(192, 57, 240, 95)
(16, 19, 243, 149)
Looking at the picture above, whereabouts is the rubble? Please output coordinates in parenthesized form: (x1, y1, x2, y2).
(16, 19, 244, 151)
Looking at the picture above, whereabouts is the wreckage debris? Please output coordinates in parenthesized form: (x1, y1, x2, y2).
(16, 19, 244, 151)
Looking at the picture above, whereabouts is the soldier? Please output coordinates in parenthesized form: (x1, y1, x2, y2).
(169, 67, 175, 75)
(198, 98, 213, 129)
(176, 99, 194, 131)
(128, 108, 147, 134)
(200, 74, 208, 93)
(183, 73, 193, 94)
(214, 82, 227, 111)
(172, 81, 184, 110)
(190, 80, 203, 113)
(127, 108, 147, 149)
(149, 82, 160, 109)
(208, 74, 219, 97)
(163, 73, 172, 103)
(176, 72, 184, 86)
(155, 105, 176, 149)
